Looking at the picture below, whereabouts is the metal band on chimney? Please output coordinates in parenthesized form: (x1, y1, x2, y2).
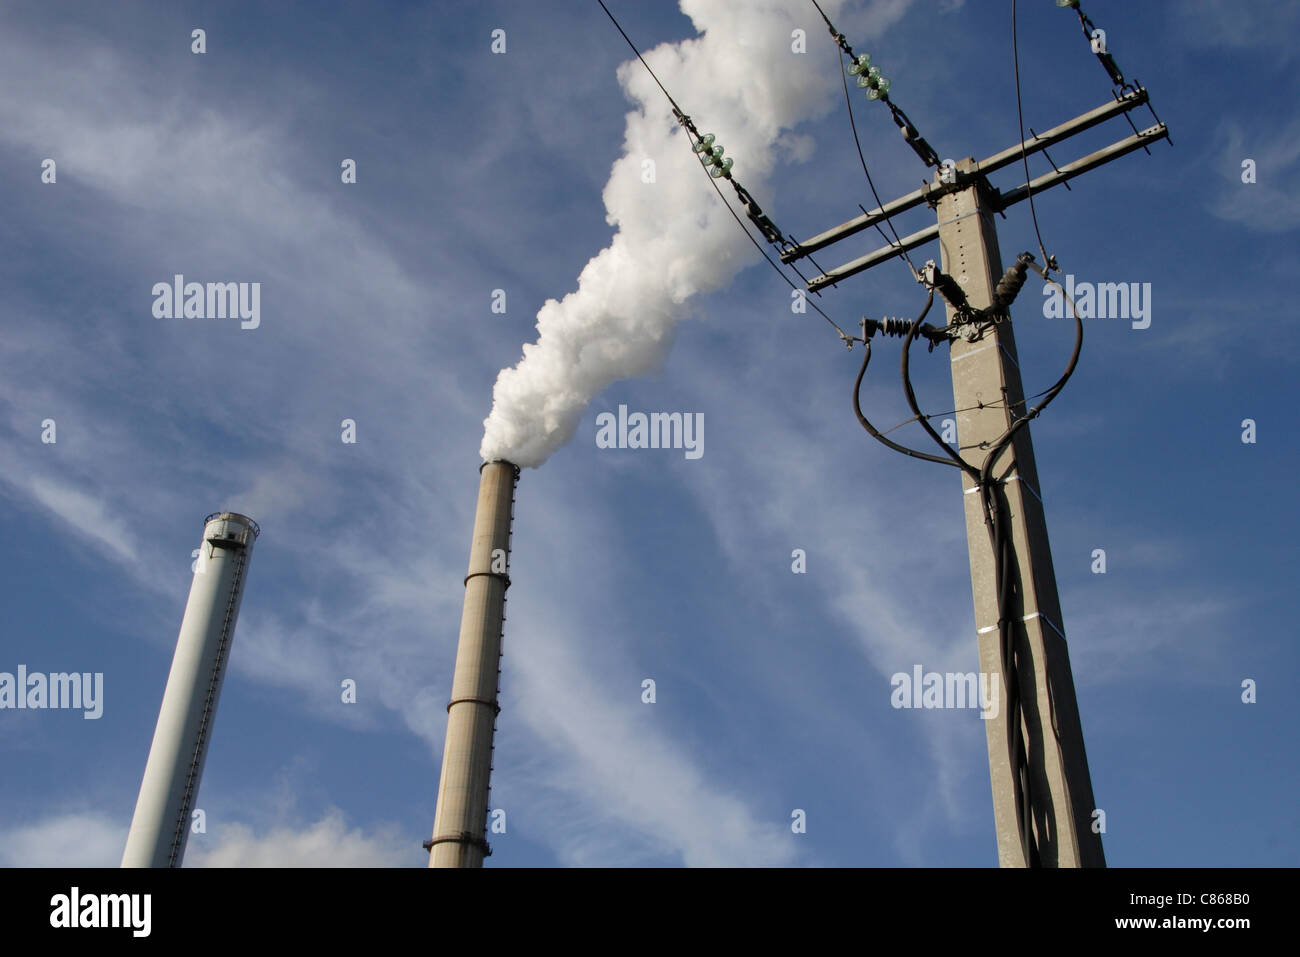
(446, 696, 501, 715)
(423, 833, 493, 857)
(463, 570, 511, 589)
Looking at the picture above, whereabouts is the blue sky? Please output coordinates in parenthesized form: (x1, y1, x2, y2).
(1, 0, 1296, 867)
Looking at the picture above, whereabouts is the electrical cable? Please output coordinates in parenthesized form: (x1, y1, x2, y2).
(807, 0, 838, 39)
(863, 280, 1040, 865)
(595, 0, 853, 343)
(1064, 1, 1131, 92)
(860, 263, 1084, 867)
(809, 0, 941, 171)
(970, 264, 1083, 868)
(833, 42, 920, 281)
(1012, 0, 1054, 272)
(984, 486, 1039, 866)
(978, 262, 1083, 471)
(901, 316, 972, 474)
(809, 0, 943, 282)
(595, 0, 683, 115)
(853, 291, 965, 469)
(876, 384, 1055, 437)
(695, 165, 852, 341)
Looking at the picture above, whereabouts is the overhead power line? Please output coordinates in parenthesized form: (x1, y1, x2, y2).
(831, 37, 920, 282)
(1012, 0, 1055, 272)
(808, 0, 943, 170)
(594, 0, 853, 344)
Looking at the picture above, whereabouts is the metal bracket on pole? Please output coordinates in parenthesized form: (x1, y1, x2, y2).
(805, 116, 1168, 291)
(784, 88, 1152, 268)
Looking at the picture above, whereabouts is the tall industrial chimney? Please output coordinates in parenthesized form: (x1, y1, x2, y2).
(428, 461, 518, 867)
(122, 511, 259, 868)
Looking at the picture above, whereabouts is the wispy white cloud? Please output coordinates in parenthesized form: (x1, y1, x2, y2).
(1066, 588, 1235, 687)
(0, 812, 126, 868)
(22, 475, 139, 564)
(506, 606, 803, 867)
(185, 809, 414, 867)
(1172, 1, 1300, 61)
(1210, 119, 1300, 233)
(0, 809, 413, 868)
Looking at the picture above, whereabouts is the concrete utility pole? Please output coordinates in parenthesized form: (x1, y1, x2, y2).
(787, 88, 1167, 866)
(123, 512, 259, 868)
(427, 461, 518, 868)
(936, 161, 1102, 867)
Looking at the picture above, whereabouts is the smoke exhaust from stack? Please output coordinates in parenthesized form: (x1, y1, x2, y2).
(122, 511, 258, 868)
(428, 461, 518, 867)
(436, 1, 895, 865)
(478, 0, 849, 469)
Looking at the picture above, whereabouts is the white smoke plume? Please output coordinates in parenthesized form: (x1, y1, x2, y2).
(480, 0, 901, 468)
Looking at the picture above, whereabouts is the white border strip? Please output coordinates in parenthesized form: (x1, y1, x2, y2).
(976, 611, 1065, 639)
(950, 342, 1020, 370)
(962, 472, 1042, 502)
(1023, 611, 1066, 640)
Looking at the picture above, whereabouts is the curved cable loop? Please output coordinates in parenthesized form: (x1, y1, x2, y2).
(977, 263, 1083, 490)
(853, 300, 964, 470)
(900, 292, 978, 477)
